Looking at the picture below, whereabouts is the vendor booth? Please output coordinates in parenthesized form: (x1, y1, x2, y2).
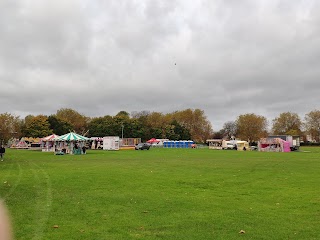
(236, 141, 250, 151)
(206, 139, 223, 150)
(258, 138, 291, 152)
(103, 136, 120, 150)
(11, 139, 28, 149)
(41, 134, 59, 152)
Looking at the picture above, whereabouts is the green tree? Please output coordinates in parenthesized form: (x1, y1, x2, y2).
(236, 113, 268, 143)
(304, 110, 320, 142)
(170, 120, 191, 140)
(164, 125, 180, 140)
(23, 115, 52, 137)
(20, 115, 33, 137)
(144, 112, 170, 139)
(48, 115, 73, 135)
(147, 127, 163, 140)
(172, 109, 213, 142)
(127, 118, 147, 139)
(56, 108, 88, 134)
(113, 114, 131, 138)
(131, 113, 153, 140)
(88, 115, 117, 137)
(116, 111, 130, 118)
(272, 112, 302, 135)
(163, 121, 192, 140)
(133, 110, 208, 141)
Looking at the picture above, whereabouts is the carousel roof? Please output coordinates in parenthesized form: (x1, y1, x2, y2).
(54, 132, 90, 141)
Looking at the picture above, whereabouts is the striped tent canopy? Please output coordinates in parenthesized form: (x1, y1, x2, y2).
(54, 132, 90, 141)
(42, 134, 59, 141)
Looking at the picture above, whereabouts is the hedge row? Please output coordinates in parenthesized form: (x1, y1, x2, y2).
(300, 142, 320, 146)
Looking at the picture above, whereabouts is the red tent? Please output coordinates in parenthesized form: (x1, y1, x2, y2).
(147, 138, 160, 144)
(41, 134, 59, 141)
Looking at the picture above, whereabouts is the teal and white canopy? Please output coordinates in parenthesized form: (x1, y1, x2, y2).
(54, 132, 90, 141)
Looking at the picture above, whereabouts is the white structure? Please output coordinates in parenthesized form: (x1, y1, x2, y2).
(103, 136, 120, 150)
(206, 139, 223, 150)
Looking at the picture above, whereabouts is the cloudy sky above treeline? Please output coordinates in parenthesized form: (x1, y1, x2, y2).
(1, 0, 319, 130)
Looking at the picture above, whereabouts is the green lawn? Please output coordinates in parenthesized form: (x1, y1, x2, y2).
(1, 147, 320, 239)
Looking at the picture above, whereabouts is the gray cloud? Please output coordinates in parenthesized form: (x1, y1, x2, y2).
(1, 0, 319, 130)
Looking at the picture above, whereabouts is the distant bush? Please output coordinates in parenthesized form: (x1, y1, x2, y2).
(300, 142, 320, 146)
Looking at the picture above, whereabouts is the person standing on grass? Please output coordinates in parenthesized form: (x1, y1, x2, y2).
(0, 145, 5, 161)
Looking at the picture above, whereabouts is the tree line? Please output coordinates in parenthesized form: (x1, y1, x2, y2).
(215, 111, 320, 143)
(0, 108, 213, 144)
(0, 108, 319, 144)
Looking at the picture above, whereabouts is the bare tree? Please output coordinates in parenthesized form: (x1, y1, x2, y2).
(304, 110, 320, 142)
(222, 121, 237, 139)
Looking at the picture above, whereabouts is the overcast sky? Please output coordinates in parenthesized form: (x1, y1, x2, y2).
(1, 0, 319, 130)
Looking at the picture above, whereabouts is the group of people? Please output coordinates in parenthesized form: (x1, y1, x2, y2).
(73, 144, 87, 154)
(54, 143, 87, 155)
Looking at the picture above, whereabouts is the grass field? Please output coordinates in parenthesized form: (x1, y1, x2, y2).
(1, 147, 320, 239)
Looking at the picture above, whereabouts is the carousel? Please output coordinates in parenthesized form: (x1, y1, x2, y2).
(53, 132, 90, 155)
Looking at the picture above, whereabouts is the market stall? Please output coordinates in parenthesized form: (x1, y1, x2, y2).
(41, 134, 59, 152)
(206, 139, 223, 150)
(258, 138, 291, 152)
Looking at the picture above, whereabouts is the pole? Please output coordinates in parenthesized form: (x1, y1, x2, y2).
(121, 124, 124, 140)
